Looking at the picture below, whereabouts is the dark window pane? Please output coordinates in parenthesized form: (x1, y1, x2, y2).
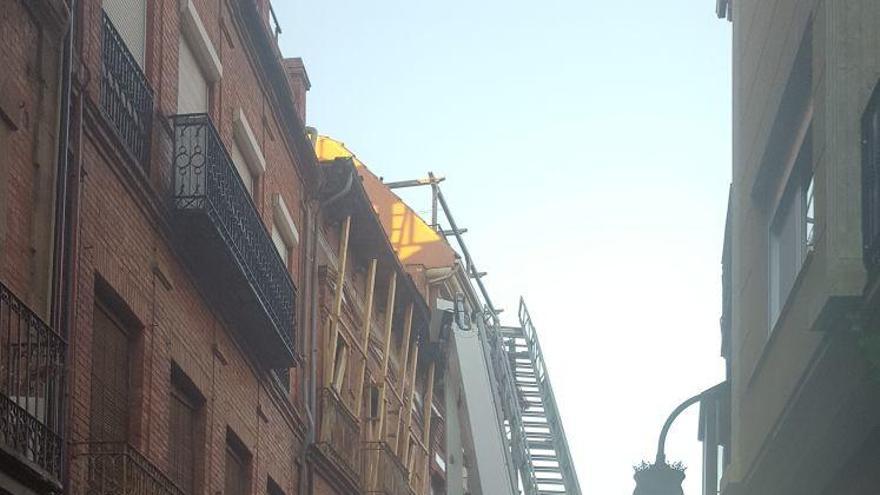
(169, 390, 196, 493)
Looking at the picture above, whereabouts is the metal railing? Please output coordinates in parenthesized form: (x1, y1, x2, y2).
(100, 12, 153, 168)
(71, 442, 185, 495)
(268, 1, 282, 42)
(171, 113, 296, 354)
(362, 442, 411, 495)
(318, 388, 360, 480)
(0, 281, 65, 480)
(518, 299, 581, 495)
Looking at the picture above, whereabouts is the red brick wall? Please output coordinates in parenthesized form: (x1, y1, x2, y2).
(0, 0, 65, 319)
(67, 0, 310, 493)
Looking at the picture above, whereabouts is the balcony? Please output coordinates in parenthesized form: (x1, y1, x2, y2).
(362, 442, 411, 495)
(100, 12, 153, 167)
(0, 281, 65, 486)
(71, 442, 184, 495)
(171, 114, 296, 367)
(317, 388, 360, 480)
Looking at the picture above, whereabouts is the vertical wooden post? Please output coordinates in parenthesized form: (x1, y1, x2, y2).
(354, 258, 378, 418)
(326, 216, 351, 388)
(419, 360, 436, 491)
(398, 341, 420, 461)
(394, 302, 414, 454)
(375, 272, 397, 441)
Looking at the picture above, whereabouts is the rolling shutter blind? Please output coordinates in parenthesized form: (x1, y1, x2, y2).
(89, 305, 130, 443)
(271, 226, 289, 266)
(229, 139, 254, 193)
(169, 390, 196, 493)
(177, 36, 208, 114)
(102, 0, 146, 68)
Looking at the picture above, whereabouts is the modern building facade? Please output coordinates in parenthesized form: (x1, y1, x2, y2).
(705, 1, 880, 494)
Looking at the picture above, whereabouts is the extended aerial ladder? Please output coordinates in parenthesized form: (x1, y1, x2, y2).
(500, 300, 581, 494)
(387, 173, 582, 495)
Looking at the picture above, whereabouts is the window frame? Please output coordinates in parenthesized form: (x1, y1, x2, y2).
(168, 365, 205, 495)
(767, 108, 814, 333)
(768, 165, 814, 332)
(224, 430, 252, 495)
(331, 336, 349, 393)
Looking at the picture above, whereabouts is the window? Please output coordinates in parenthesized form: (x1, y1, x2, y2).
(765, 22, 813, 331)
(169, 366, 203, 494)
(231, 109, 266, 197)
(177, 35, 208, 114)
(368, 385, 380, 420)
(272, 225, 289, 266)
(89, 303, 132, 443)
(271, 194, 299, 267)
(224, 431, 251, 495)
(103, 0, 146, 67)
(862, 80, 880, 273)
(176, 0, 221, 114)
(267, 477, 285, 495)
(769, 143, 813, 330)
(229, 139, 255, 193)
(332, 338, 348, 392)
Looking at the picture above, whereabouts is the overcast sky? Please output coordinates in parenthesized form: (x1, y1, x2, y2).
(276, 1, 731, 492)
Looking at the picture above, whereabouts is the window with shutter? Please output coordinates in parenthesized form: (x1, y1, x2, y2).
(177, 36, 208, 114)
(229, 139, 255, 194)
(169, 388, 197, 493)
(102, 0, 146, 68)
(89, 304, 131, 443)
(224, 433, 250, 495)
(272, 225, 290, 266)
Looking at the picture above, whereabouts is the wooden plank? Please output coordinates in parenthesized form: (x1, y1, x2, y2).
(326, 216, 351, 386)
(375, 272, 397, 441)
(397, 302, 415, 405)
(399, 341, 420, 460)
(419, 360, 436, 490)
(354, 258, 378, 418)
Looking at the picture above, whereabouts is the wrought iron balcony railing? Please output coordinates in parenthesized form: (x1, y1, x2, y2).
(101, 11, 153, 167)
(171, 113, 296, 367)
(0, 281, 65, 483)
(71, 442, 185, 495)
(362, 442, 411, 495)
(318, 388, 360, 480)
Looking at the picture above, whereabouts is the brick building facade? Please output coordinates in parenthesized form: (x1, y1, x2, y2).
(0, 1, 457, 494)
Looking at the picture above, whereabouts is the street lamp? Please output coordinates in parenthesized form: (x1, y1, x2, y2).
(633, 384, 723, 495)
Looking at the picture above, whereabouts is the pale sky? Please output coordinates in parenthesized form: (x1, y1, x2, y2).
(277, 1, 731, 493)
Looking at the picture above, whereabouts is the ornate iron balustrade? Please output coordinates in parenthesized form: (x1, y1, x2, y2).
(0, 281, 65, 482)
(101, 11, 153, 167)
(72, 442, 185, 495)
(318, 388, 360, 480)
(171, 113, 296, 366)
(362, 442, 411, 495)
